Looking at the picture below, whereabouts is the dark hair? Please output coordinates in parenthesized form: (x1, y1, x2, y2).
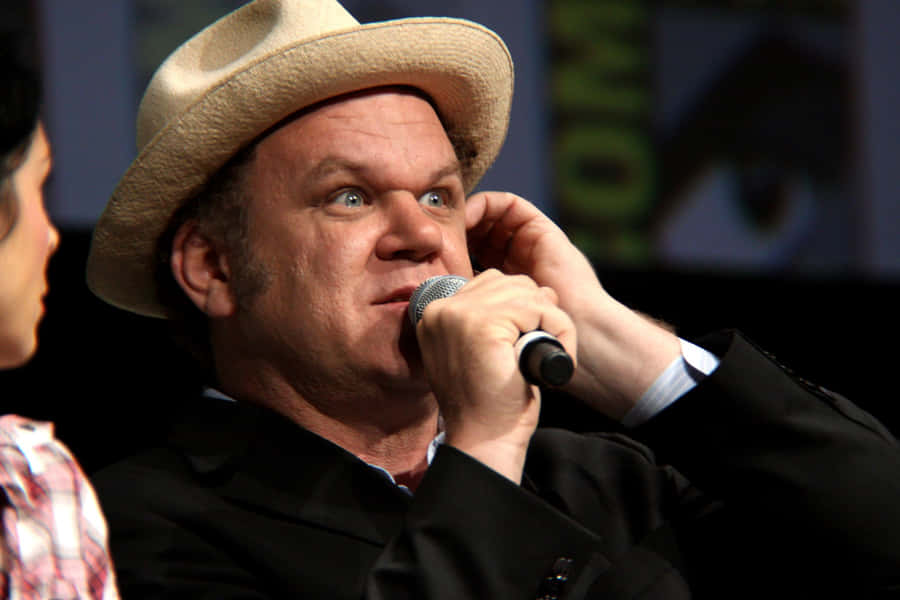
(154, 142, 263, 378)
(0, 29, 41, 242)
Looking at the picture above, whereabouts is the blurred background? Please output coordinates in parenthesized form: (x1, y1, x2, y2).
(2, 0, 898, 471)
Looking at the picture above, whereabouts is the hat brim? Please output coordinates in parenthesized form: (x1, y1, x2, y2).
(86, 17, 513, 318)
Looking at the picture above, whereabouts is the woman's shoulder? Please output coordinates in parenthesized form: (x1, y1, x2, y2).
(0, 414, 71, 463)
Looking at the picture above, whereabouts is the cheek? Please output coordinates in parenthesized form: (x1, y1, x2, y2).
(30, 218, 53, 266)
(18, 194, 54, 268)
(304, 225, 376, 275)
(0, 249, 41, 368)
(267, 224, 374, 304)
(442, 227, 474, 274)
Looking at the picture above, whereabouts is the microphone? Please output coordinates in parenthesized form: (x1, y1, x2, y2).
(408, 275, 574, 387)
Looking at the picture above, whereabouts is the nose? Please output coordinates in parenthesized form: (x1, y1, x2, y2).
(48, 223, 60, 254)
(42, 206, 60, 255)
(375, 193, 443, 262)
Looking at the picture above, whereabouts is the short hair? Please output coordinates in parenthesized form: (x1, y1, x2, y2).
(154, 142, 263, 379)
(0, 29, 41, 243)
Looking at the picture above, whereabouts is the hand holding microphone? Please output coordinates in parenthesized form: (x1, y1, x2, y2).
(409, 274, 574, 388)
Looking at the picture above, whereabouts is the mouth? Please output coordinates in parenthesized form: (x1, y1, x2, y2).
(374, 286, 417, 305)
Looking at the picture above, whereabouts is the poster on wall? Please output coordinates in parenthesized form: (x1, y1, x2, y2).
(550, 0, 859, 276)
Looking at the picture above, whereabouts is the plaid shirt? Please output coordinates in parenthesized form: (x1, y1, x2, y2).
(0, 415, 118, 599)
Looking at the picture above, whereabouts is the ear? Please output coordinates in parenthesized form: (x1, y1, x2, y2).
(170, 221, 237, 318)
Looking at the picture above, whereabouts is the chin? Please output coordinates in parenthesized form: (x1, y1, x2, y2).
(375, 356, 420, 382)
(0, 335, 38, 370)
(370, 353, 428, 391)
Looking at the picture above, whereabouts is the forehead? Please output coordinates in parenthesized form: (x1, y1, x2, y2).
(255, 88, 456, 168)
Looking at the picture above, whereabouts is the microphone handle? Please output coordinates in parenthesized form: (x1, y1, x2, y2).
(514, 331, 574, 387)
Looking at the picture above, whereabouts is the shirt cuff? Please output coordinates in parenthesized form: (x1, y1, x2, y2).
(620, 338, 720, 428)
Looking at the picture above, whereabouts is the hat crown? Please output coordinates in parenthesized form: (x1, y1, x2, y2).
(137, 0, 359, 149)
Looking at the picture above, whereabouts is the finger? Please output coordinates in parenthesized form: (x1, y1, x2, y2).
(465, 190, 489, 231)
(508, 293, 577, 367)
(466, 192, 517, 255)
(466, 191, 551, 237)
(469, 278, 575, 363)
(466, 191, 564, 274)
(420, 272, 548, 339)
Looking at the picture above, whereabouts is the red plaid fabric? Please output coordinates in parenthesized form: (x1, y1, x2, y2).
(0, 415, 118, 599)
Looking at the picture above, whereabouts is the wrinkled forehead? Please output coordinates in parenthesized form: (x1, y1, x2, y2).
(264, 86, 447, 145)
(252, 85, 456, 155)
(250, 87, 460, 179)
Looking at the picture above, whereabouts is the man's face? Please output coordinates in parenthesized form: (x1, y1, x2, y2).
(232, 88, 473, 398)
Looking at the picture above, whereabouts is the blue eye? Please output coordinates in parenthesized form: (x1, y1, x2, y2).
(332, 189, 365, 208)
(419, 190, 446, 208)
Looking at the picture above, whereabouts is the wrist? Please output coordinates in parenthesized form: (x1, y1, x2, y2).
(567, 300, 682, 419)
(444, 430, 532, 484)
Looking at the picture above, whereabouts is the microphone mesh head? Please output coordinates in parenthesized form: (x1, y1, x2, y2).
(408, 275, 469, 324)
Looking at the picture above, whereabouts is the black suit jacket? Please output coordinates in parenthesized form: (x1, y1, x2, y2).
(94, 332, 900, 598)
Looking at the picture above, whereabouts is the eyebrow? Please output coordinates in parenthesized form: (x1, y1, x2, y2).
(306, 156, 462, 185)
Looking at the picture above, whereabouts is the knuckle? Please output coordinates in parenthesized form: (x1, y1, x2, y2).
(509, 274, 537, 289)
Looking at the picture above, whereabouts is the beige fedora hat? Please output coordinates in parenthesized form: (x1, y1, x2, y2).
(86, 0, 513, 318)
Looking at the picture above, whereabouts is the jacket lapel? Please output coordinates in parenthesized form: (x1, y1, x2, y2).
(167, 395, 412, 546)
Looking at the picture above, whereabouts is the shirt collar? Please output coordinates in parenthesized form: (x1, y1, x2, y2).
(200, 386, 445, 490)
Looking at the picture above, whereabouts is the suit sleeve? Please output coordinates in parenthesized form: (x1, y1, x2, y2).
(367, 431, 698, 599)
(367, 444, 654, 600)
(632, 330, 900, 596)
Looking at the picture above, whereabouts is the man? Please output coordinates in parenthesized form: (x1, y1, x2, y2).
(87, 0, 900, 598)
